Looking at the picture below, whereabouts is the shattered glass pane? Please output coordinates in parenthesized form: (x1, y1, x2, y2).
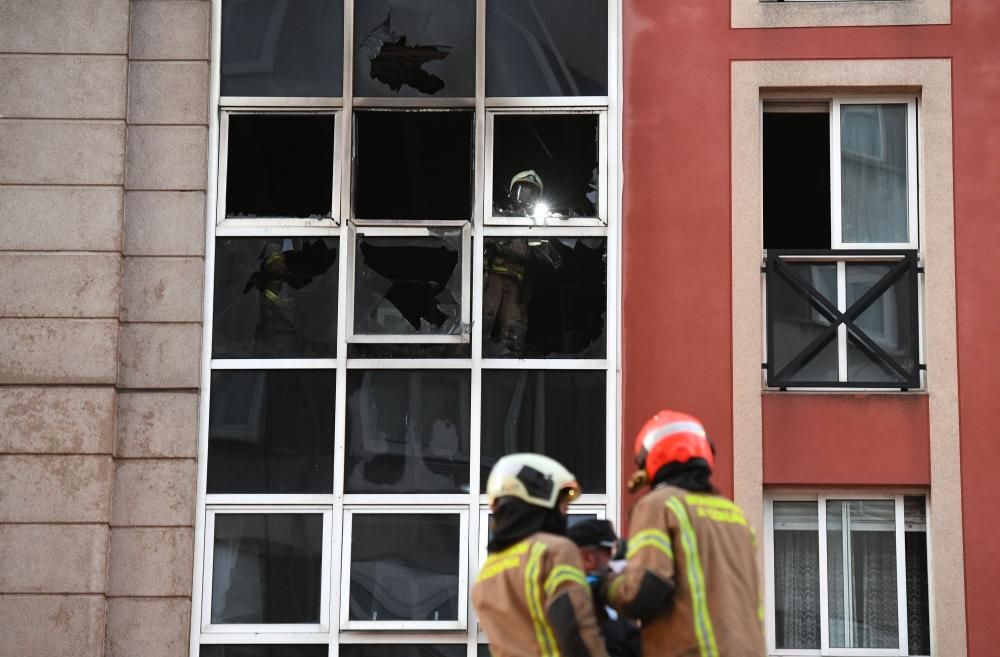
(353, 233, 464, 337)
(483, 238, 605, 358)
(213, 238, 338, 358)
(492, 114, 599, 219)
(487, 0, 607, 97)
(225, 115, 334, 218)
(354, 0, 474, 97)
(221, 0, 343, 97)
(345, 370, 471, 494)
(354, 110, 473, 220)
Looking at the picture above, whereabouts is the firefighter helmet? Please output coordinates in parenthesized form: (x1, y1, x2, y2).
(486, 453, 581, 510)
(634, 410, 715, 480)
(509, 169, 544, 194)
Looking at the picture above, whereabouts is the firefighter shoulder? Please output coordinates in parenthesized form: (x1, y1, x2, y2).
(473, 453, 610, 657)
(605, 411, 765, 657)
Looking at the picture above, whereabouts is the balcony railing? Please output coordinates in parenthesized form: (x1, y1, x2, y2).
(764, 250, 921, 389)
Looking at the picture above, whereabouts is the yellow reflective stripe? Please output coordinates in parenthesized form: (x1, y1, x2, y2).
(627, 528, 674, 560)
(543, 564, 588, 597)
(525, 542, 559, 657)
(667, 497, 719, 657)
(478, 541, 530, 582)
(607, 574, 624, 604)
(263, 288, 280, 302)
(683, 494, 741, 511)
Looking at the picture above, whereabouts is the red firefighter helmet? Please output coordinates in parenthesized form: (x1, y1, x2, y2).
(634, 410, 715, 480)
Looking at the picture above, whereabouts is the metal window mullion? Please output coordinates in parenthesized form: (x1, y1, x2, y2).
(216, 111, 231, 226)
(894, 495, 909, 654)
(819, 496, 831, 655)
(764, 499, 778, 654)
(830, 100, 843, 250)
(842, 502, 853, 649)
(837, 261, 848, 382)
(211, 358, 338, 370)
(907, 98, 919, 249)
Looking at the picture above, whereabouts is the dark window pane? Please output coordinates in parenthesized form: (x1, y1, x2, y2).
(772, 502, 820, 650)
(354, 111, 473, 220)
(477, 647, 491, 657)
(487, 0, 607, 97)
(348, 342, 471, 359)
(213, 237, 338, 358)
(488, 512, 597, 543)
(211, 514, 323, 624)
(346, 370, 471, 493)
(349, 514, 461, 621)
(202, 646, 328, 657)
(481, 370, 605, 493)
(225, 115, 334, 218)
(354, 233, 464, 336)
(845, 263, 916, 384)
(763, 112, 831, 249)
(493, 115, 599, 218)
(342, 646, 464, 657)
(904, 496, 930, 656)
(769, 263, 839, 384)
(208, 370, 335, 494)
(483, 238, 605, 358)
(221, 0, 343, 97)
(354, 0, 474, 97)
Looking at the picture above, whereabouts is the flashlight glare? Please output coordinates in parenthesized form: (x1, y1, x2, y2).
(531, 202, 550, 219)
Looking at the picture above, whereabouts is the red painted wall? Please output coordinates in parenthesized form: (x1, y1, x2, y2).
(620, 1, 1000, 652)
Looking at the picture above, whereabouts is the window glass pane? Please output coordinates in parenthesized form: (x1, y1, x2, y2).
(342, 646, 465, 657)
(769, 263, 839, 383)
(353, 233, 464, 337)
(201, 646, 328, 657)
(349, 514, 461, 621)
(208, 370, 335, 494)
(772, 502, 820, 650)
(213, 237, 339, 358)
(826, 500, 899, 649)
(841, 104, 909, 244)
(221, 0, 343, 97)
(354, 0, 474, 97)
(211, 514, 323, 624)
(492, 114, 599, 218)
(354, 111, 473, 220)
(486, 0, 607, 97)
(225, 115, 335, 218)
(477, 646, 491, 657)
(483, 237, 605, 358)
(346, 370, 471, 493)
(845, 263, 916, 383)
(487, 512, 597, 543)
(348, 342, 471, 359)
(481, 370, 605, 493)
(904, 496, 931, 656)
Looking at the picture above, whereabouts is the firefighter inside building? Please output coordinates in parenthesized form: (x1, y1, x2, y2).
(603, 410, 766, 657)
(473, 453, 610, 657)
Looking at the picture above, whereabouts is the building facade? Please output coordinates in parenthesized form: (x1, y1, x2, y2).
(0, 1, 997, 657)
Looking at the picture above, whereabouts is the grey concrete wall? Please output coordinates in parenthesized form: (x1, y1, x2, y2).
(0, 2, 209, 656)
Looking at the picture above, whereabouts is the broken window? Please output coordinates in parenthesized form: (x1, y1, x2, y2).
(221, 0, 344, 97)
(491, 114, 600, 220)
(483, 237, 605, 358)
(354, 0, 475, 97)
(351, 230, 467, 339)
(345, 370, 471, 494)
(353, 110, 473, 221)
(213, 237, 339, 358)
(207, 370, 336, 494)
(487, 0, 608, 97)
(224, 114, 335, 219)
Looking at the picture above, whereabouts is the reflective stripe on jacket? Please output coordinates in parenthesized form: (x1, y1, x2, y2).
(607, 485, 765, 657)
(473, 532, 610, 657)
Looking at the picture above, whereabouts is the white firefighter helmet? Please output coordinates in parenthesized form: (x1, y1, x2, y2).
(509, 169, 544, 194)
(486, 453, 581, 509)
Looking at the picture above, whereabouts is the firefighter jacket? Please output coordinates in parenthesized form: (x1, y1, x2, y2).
(606, 485, 765, 657)
(473, 532, 611, 657)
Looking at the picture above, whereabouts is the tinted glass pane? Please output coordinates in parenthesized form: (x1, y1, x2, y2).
(211, 514, 323, 624)
(342, 646, 465, 657)
(487, 0, 607, 97)
(221, 0, 343, 97)
(477, 647, 491, 657)
(354, 234, 464, 336)
(481, 370, 605, 493)
(202, 646, 328, 657)
(225, 115, 334, 218)
(354, 0, 474, 97)
(354, 111, 473, 220)
(483, 237, 605, 358)
(772, 502, 820, 650)
(348, 342, 471, 359)
(769, 263, 838, 384)
(904, 508, 931, 656)
(492, 115, 599, 218)
(346, 370, 471, 493)
(349, 514, 461, 621)
(208, 370, 335, 494)
(845, 263, 916, 384)
(213, 237, 338, 358)
(826, 500, 898, 649)
(841, 104, 909, 244)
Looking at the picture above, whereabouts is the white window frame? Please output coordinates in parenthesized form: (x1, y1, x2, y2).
(763, 492, 930, 657)
(201, 505, 334, 638)
(484, 108, 609, 227)
(340, 507, 470, 632)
